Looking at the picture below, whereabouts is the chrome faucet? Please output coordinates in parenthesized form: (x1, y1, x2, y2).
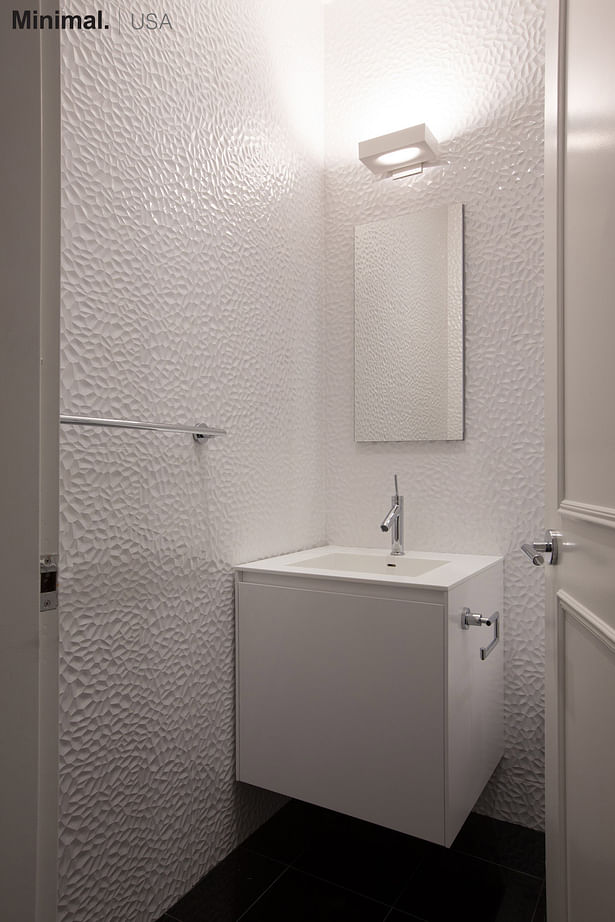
(381, 474, 404, 556)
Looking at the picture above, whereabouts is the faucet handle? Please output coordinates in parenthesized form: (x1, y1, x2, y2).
(394, 474, 400, 498)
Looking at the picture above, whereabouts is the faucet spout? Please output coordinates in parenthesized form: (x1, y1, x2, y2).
(381, 504, 400, 532)
(380, 475, 404, 555)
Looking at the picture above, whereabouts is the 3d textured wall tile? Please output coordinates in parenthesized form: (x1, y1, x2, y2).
(324, 0, 546, 829)
(59, 3, 546, 919)
(59, 2, 325, 920)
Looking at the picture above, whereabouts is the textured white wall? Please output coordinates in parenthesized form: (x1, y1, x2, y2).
(59, 2, 546, 916)
(323, 0, 546, 828)
(58, 2, 325, 920)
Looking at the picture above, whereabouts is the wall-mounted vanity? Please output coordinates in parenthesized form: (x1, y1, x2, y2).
(235, 546, 503, 846)
(354, 204, 464, 442)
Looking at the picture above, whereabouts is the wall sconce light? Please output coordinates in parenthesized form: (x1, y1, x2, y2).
(358, 123, 439, 179)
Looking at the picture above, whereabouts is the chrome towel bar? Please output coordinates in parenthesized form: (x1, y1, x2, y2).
(461, 607, 500, 661)
(60, 415, 226, 442)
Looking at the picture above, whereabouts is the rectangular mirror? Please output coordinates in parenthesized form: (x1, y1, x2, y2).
(354, 203, 464, 441)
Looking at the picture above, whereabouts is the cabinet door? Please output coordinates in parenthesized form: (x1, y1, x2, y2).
(236, 582, 446, 842)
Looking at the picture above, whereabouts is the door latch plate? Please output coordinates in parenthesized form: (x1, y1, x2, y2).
(40, 555, 58, 611)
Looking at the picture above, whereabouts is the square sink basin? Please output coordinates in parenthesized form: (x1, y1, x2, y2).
(291, 552, 448, 578)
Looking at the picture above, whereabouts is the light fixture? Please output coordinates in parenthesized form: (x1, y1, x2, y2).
(358, 123, 439, 179)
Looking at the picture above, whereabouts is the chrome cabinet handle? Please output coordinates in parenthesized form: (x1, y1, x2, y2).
(521, 529, 561, 566)
(461, 607, 500, 660)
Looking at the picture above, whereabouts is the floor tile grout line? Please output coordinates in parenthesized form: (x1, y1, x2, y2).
(383, 908, 429, 922)
(453, 847, 546, 881)
(389, 855, 426, 908)
(235, 864, 291, 921)
(381, 907, 426, 922)
(278, 864, 400, 910)
(529, 879, 546, 922)
(390, 906, 430, 922)
(287, 838, 322, 868)
(241, 844, 295, 868)
(161, 851, 292, 922)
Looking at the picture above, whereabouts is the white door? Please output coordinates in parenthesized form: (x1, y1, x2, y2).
(0, 12, 60, 922)
(544, 0, 615, 919)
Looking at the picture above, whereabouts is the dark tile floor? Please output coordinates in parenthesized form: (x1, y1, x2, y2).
(156, 800, 546, 922)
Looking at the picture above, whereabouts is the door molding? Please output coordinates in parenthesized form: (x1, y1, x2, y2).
(559, 500, 615, 530)
(558, 590, 615, 655)
(544, 0, 567, 518)
(0, 9, 60, 921)
(37, 13, 61, 921)
(544, 0, 568, 919)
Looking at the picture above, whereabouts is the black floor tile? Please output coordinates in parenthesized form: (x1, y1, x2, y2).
(164, 848, 285, 922)
(239, 867, 389, 922)
(293, 809, 435, 903)
(241, 799, 326, 864)
(158, 802, 547, 922)
(395, 849, 543, 922)
(452, 812, 545, 879)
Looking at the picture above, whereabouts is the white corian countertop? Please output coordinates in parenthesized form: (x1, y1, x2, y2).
(235, 545, 502, 591)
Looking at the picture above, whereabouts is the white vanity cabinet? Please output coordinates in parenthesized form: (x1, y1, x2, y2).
(235, 547, 503, 847)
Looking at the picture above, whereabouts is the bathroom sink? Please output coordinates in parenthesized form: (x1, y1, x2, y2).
(291, 552, 447, 577)
(237, 546, 502, 590)
(235, 546, 504, 846)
